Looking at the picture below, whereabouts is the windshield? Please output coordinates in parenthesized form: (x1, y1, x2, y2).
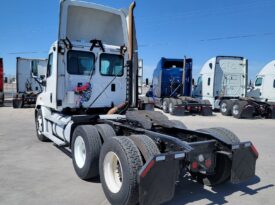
(100, 54, 124, 76)
(163, 61, 183, 69)
(255, 77, 263, 87)
(67, 51, 95, 75)
(197, 76, 202, 85)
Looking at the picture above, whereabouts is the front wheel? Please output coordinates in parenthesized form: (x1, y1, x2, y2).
(99, 137, 143, 205)
(35, 109, 49, 142)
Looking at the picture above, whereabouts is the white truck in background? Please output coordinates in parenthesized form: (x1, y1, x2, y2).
(193, 56, 247, 110)
(13, 57, 47, 108)
(247, 60, 275, 102)
(193, 56, 275, 119)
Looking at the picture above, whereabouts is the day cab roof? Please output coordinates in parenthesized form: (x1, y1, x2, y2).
(58, 0, 129, 47)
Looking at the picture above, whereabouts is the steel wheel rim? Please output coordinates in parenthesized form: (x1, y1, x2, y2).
(37, 115, 43, 135)
(103, 151, 123, 193)
(221, 103, 227, 113)
(74, 136, 86, 169)
(163, 101, 167, 111)
(169, 102, 173, 113)
(232, 105, 239, 116)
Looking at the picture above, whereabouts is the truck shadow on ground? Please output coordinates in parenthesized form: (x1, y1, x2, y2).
(165, 175, 273, 205)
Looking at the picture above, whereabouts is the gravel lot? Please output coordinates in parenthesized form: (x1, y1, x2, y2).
(0, 107, 274, 205)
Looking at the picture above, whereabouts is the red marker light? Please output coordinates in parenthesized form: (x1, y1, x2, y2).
(191, 161, 198, 169)
(205, 159, 212, 168)
(141, 160, 155, 178)
(251, 144, 259, 158)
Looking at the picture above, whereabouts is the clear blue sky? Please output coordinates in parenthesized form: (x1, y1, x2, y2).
(0, 0, 275, 81)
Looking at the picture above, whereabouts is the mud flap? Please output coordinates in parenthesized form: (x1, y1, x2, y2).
(231, 142, 258, 184)
(240, 105, 254, 118)
(138, 152, 185, 205)
(270, 105, 275, 119)
(201, 106, 212, 116)
(173, 106, 186, 115)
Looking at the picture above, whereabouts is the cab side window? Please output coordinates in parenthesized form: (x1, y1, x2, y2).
(255, 77, 262, 87)
(273, 79, 275, 88)
(47, 53, 53, 78)
(207, 77, 211, 86)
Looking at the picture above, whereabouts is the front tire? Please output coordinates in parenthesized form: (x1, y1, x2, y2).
(99, 137, 143, 205)
(35, 109, 49, 142)
(72, 125, 102, 180)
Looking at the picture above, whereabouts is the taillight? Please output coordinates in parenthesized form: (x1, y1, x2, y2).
(250, 144, 259, 158)
(191, 161, 198, 169)
(205, 159, 212, 168)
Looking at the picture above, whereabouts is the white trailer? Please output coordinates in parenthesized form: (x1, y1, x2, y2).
(13, 57, 47, 108)
(34, 1, 258, 204)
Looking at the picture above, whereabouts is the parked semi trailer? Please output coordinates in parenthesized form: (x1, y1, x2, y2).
(13, 57, 47, 108)
(148, 57, 212, 115)
(35, 1, 258, 204)
(0, 58, 4, 106)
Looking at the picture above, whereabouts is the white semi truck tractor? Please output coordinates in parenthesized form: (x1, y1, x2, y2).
(35, 1, 259, 204)
(193, 56, 248, 111)
(13, 57, 47, 108)
(193, 56, 275, 119)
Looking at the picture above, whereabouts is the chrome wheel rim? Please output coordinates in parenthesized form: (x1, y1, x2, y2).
(169, 102, 173, 113)
(232, 104, 239, 116)
(163, 101, 167, 111)
(221, 103, 227, 113)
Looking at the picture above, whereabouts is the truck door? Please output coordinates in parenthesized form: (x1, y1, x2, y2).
(202, 73, 214, 101)
(43, 50, 58, 108)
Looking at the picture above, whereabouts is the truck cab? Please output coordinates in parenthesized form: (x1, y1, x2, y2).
(247, 60, 275, 102)
(193, 56, 247, 109)
(37, 0, 137, 113)
(152, 57, 193, 98)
